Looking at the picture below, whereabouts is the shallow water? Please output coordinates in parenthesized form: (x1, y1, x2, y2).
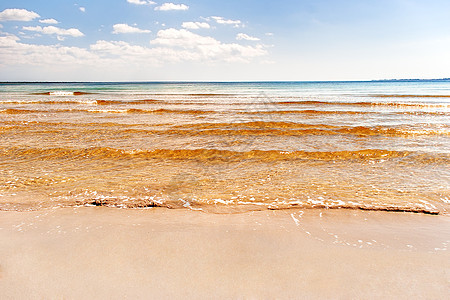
(1, 81, 449, 213)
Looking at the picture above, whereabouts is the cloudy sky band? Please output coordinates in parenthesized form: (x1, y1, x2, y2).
(1, 0, 450, 81)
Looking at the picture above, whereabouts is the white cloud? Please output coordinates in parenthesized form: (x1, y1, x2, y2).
(86, 29, 268, 64)
(90, 40, 204, 67)
(0, 33, 20, 42)
(39, 18, 59, 24)
(0, 35, 97, 67)
(22, 25, 84, 38)
(211, 16, 242, 27)
(127, 0, 156, 5)
(155, 3, 189, 11)
(0, 24, 3, 29)
(181, 22, 210, 30)
(91, 40, 177, 63)
(0, 28, 267, 72)
(79, 7, 86, 12)
(150, 28, 267, 62)
(265, 32, 274, 36)
(151, 28, 217, 48)
(0, 8, 40, 22)
(112, 24, 151, 34)
(236, 33, 260, 41)
(91, 40, 145, 55)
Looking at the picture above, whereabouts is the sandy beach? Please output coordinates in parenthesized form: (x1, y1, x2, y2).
(0, 208, 448, 299)
(2, 0, 450, 297)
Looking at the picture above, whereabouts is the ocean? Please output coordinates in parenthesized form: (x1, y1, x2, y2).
(0, 81, 449, 214)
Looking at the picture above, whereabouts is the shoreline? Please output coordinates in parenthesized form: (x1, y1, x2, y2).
(1, 207, 449, 299)
(0, 203, 443, 215)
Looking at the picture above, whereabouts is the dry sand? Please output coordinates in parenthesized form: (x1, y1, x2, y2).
(0, 207, 449, 299)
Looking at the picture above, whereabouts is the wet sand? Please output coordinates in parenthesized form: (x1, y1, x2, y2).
(0, 208, 449, 299)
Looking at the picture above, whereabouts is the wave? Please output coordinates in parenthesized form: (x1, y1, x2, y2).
(276, 100, 450, 108)
(0, 108, 215, 115)
(168, 122, 449, 137)
(1, 100, 98, 105)
(167, 127, 450, 137)
(2, 107, 448, 118)
(173, 121, 337, 130)
(1, 147, 448, 163)
(1, 108, 41, 114)
(91, 99, 450, 108)
(67, 198, 440, 215)
(254, 110, 448, 116)
(0, 120, 148, 128)
(1, 195, 440, 214)
(1, 120, 448, 136)
(3, 98, 449, 110)
(31, 91, 94, 96)
(2, 107, 449, 117)
(95, 99, 162, 105)
(252, 110, 370, 115)
(370, 94, 450, 98)
(86, 108, 214, 114)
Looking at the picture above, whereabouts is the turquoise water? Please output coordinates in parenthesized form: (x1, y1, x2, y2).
(2, 80, 450, 98)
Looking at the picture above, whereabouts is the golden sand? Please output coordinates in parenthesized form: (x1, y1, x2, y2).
(0, 208, 448, 299)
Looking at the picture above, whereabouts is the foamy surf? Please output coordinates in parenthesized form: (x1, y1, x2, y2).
(48, 91, 75, 96)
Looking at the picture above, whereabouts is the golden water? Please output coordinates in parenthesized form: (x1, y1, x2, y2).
(1, 82, 449, 214)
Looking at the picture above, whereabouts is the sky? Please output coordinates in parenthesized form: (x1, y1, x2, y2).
(1, 0, 450, 81)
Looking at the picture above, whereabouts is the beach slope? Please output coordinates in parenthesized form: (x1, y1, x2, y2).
(0, 208, 449, 299)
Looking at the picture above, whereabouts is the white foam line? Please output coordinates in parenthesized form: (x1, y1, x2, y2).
(237, 201, 266, 206)
(290, 213, 301, 226)
(49, 91, 74, 96)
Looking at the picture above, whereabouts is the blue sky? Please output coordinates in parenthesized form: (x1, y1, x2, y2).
(1, 0, 450, 81)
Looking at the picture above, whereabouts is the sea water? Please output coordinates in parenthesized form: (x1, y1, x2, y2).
(0, 81, 449, 214)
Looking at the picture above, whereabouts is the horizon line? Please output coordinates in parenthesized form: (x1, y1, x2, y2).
(1, 78, 450, 84)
